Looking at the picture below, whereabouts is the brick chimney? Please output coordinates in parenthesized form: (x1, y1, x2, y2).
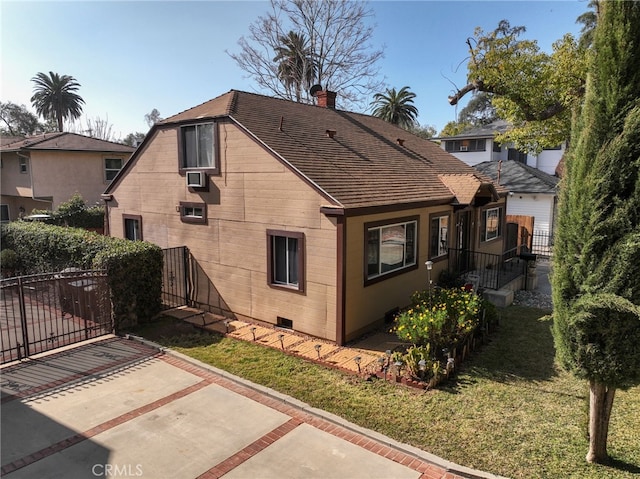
(315, 90, 337, 109)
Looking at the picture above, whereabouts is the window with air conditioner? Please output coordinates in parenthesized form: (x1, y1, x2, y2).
(186, 171, 206, 188)
(179, 121, 219, 174)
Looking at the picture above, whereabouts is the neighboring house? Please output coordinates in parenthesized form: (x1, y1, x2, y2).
(0, 132, 134, 222)
(434, 120, 565, 175)
(104, 89, 508, 344)
(473, 160, 559, 236)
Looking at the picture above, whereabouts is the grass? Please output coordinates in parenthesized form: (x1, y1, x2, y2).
(129, 307, 640, 479)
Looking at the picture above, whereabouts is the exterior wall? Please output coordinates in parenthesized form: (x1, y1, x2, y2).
(106, 122, 339, 341)
(475, 198, 508, 256)
(342, 206, 454, 342)
(0, 150, 129, 212)
(528, 146, 564, 175)
(505, 193, 555, 234)
(30, 151, 129, 208)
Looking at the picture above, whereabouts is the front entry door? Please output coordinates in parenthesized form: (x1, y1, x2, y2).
(455, 210, 472, 271)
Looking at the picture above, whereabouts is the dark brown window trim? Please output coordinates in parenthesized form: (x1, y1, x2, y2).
(177, 120, 221, 176)
(266, 229, 306, 294)
(429, 211, 450, 260)
(122, 214, 143, 241)
(363, 215, 419, 287)
(179, 201, 207, 224)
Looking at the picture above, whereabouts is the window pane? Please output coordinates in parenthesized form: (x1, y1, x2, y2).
(183, 126, 197, 168)
(486, 209, 499, 240)
(273, 236, 288, 284)
(405, 222, 416, 265)
(125, 218, 140, 240)
(438, 217, 448, 256)
(1, 205, 9, 222)
(197, 124, 214, 168)
(105, 158, 122, 169)
(367, 229, 380, 277)
(287, 237, 298, 285)
(380, 225, 405, 273)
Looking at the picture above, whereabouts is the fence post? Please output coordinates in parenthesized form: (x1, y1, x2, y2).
(16, 277, 30, 359)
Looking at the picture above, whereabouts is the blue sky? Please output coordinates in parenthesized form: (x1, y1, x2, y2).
(1, 1, 588, 139)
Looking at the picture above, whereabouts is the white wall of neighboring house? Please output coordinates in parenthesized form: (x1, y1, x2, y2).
(506, 193, 556, 234)
(526, 145, 565, 175)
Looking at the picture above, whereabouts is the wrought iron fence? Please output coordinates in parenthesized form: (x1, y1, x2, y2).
(162, 246, 190, 309)
(447, 248, 526, 290)
(0, 270, 112, 364)
(531, 230, 554, 258)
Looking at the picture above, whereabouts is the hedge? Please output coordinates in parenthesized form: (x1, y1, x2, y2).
(1, 221, 163, 330)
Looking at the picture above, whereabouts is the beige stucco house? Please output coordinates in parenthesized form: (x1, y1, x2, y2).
(0, 132, 134, 221)
(104, 89, 508, 344)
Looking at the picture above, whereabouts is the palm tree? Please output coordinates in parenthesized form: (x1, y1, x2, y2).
(370, 86, 419, 129)
(273, 31, 316, 102)
(30, 71, 85, 132)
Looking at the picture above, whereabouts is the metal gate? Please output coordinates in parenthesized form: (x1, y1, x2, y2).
(162, 246, 190, 309)
(0, 270, 113, 364)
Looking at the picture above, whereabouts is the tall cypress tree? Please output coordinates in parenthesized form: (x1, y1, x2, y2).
(552, 0, 640, 464)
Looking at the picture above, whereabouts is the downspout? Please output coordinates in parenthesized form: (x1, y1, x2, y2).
(336, 215, 346, 345)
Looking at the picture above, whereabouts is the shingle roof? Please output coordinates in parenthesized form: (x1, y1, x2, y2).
(0, 132, 135, 153)
(434, 120, 511, 140)
(158, 90, 506, 209)
(439, 174, 498, 206)
(473, 160, 559, 194)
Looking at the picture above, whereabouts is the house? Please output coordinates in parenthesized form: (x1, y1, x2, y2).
(0, 132, 134, 222)
(103, 89, 508, 344)
(473, 160, 558, 242)
(434, 120, 565, 175)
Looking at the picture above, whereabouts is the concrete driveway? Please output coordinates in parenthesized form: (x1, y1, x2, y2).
(0, 336, 497, 479)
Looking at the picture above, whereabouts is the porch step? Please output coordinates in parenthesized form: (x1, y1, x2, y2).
(483, 288, 514, 308)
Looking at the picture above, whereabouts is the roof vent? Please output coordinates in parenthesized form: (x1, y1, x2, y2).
(325, 129, 337, 139)
(309, 84, 323, 96)
(396, 138, 405, 146)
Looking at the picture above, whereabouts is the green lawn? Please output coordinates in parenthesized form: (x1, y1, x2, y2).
(131, 306, 640, 479)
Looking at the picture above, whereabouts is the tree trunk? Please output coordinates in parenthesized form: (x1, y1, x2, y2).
(586, 380, 616, 464)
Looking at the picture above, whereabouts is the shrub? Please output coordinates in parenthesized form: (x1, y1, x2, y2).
(392, 287, 482, 351)
(30, 193, 104, 229)
(1, 221, 162, 329)
(0, 248, 18, 272)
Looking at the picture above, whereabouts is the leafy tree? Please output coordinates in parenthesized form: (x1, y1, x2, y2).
(449, 20, 586, 153)
(144, 108, 162, 128)
(552, 0, 640, 464)
(30, 71, 85, 132)
(273, 31, 316, 102)
(0, 102, 50, 136)
(228, 0, 384, 109)
(370, 86, 418, 129)
(576, 0, 599, 50)
(457, 92, 498, 126)
(439, 121, 472, 137)
(121, 132, 146, 147)
(409, 123, 437, 140)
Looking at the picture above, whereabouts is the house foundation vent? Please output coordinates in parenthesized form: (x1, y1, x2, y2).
(277, 316, 293, 329)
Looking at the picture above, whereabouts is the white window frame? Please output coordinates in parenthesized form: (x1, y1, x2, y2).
(19, 157, 28, 174)
(104, 158, 123, 182)
(482, 207, 502, 242)
(430, 214, 449, 259)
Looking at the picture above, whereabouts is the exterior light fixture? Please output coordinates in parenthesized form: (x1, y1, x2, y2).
(377, 356, 385, 371)
(278, 334, 285, 350)
(224, 319, 232, 333)
(418, 359, 427, 379)
(314, 344, 322, 359)
(354, 356, 362, 373)
(425, 260, 434, 291)
(250, 326, 257, 341)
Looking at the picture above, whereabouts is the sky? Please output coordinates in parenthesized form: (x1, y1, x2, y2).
(1, 0, 588, 140)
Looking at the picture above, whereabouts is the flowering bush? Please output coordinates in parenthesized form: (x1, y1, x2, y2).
(392, 287, 481, 350)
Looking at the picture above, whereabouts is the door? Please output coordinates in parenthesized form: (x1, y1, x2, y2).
(455, 210, 473, 272)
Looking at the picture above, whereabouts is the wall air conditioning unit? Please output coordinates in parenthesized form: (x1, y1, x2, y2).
(459, 146, 468, 152)
(186, 171, 206, 188)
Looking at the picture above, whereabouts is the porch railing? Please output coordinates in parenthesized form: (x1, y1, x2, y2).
(447, 247, 525, 290)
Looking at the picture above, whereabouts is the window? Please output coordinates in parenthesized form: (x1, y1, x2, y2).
(180, 202, 206, 224)
(105, 158, 123, 182)
(267, 230, 305, 292)
(543, 145, 562, 150)
(492, 141, 502, 153)
(430, 214, 449, 258)
(19, 157, 28, 173)
(445, 139, 486, 153)
(508, 148, 528, 163)
(123, 215, 142, 241)
(1, 205, 9, 223)
(366, 219, 417, 281)
(481, 207, 503, 242)
(180, 122, 216, 171)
